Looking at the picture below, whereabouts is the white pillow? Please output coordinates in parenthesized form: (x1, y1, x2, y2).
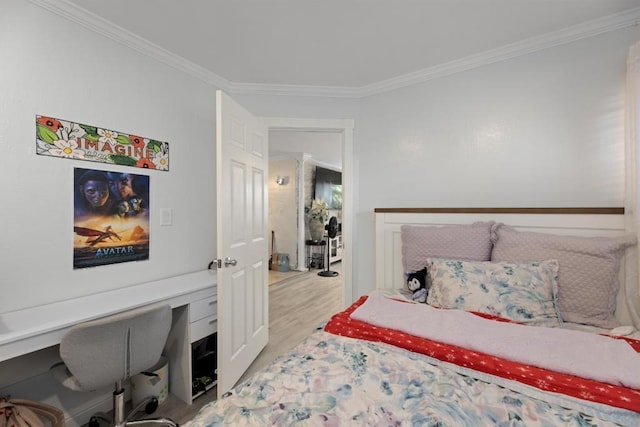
(426, 258, 562, 327)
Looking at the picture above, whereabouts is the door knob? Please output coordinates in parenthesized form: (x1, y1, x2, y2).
(224, 257, 237, 267)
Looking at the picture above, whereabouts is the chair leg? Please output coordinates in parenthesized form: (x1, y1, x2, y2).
(123, 393, 177, 427)
(124, 419, 178, 427)
(111, 380, 177, 427)
(89, 414, 109, 427)
(125, 396, 158, 420)
(113, 381, 126, 427)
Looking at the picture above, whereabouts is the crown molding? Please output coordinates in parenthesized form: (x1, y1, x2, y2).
(28, 0, 233, 90)
(360, 7, 640, 96)
(228, 82, 361, 98)
(29, 0, 640, 99)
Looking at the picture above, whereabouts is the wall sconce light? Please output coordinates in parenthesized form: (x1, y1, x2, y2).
(275, 176, 288, 185)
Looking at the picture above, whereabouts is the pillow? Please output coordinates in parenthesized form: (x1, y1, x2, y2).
(490, 223, 636, 328)
(401, 222, 494, 274)
(426, 258, 562, 327)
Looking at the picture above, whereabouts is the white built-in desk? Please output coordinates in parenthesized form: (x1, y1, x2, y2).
(0, 270, 217, 411)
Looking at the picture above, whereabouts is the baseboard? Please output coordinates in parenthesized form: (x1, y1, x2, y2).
(0, 370, 124, 427)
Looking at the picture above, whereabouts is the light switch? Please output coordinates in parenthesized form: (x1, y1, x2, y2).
(160, 208, 173, 226)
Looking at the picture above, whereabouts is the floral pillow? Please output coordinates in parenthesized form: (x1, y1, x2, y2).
(490, 223, 636, 328)
(426, 258, 562, 327)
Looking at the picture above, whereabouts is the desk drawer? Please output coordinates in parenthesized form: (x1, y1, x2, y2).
(190, 295, 217, 323)
(190, 316, 217, 343)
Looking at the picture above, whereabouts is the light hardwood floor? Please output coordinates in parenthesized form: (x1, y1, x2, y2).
(156, 263, 343, 425)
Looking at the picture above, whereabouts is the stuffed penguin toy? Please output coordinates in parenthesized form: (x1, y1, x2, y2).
(406, 267, 428, 303)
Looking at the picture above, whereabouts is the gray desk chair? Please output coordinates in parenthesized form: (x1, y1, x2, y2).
(50, 304, 178, 427)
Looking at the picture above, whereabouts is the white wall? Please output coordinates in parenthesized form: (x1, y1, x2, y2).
(233, 28, 640, 301)
(2, 0, 636, 309)
(0, 0, 219, 314)
(353, 28, 639, 298)
(268, 158, 299, 269)
(2, 0, 638, 410)
(269, 130, 343, 169)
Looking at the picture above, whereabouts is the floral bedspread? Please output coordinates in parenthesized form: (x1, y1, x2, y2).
(184, 327, 638, 427)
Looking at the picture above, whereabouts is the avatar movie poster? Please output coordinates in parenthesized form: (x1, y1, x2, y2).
(73, 167, 150, 269)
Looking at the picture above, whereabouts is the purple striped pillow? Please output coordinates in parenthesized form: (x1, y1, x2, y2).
(401, 222, 494, 274)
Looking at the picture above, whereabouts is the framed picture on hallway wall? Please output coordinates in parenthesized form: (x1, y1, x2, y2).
(73, 167, 150, 269)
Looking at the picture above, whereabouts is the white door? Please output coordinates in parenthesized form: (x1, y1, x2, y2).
(216, 90, 269, 394)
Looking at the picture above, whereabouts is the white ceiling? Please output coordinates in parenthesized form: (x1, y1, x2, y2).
(61, 0, 640, 90)
(47, 0, 640, 166)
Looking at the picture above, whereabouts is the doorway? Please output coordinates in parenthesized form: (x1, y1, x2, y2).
(265, 117, 354, 308)
(268, 130, 342, 270)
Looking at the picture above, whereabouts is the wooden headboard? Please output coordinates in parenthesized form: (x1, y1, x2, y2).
(374, 207, 639, 329)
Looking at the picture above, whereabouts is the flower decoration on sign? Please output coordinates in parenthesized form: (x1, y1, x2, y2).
(308, 198, 329, 222)
(35, 115, 170, 171)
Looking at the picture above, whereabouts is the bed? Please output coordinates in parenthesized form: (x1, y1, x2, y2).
(186, 208, 640, 426)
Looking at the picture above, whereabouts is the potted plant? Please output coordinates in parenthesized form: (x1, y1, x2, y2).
(307, 198, 328, 241)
